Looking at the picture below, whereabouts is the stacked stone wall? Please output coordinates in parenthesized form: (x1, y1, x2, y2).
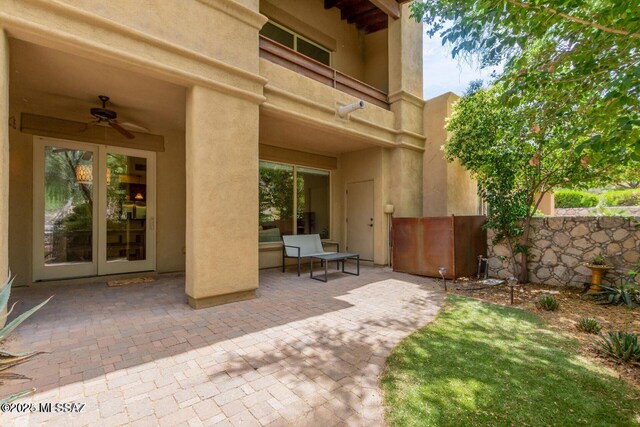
(487, 217, 640, 287)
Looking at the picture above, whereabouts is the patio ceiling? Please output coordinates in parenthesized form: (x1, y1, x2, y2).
(324, 0, 411, 33)
(9, 38, 186, 134)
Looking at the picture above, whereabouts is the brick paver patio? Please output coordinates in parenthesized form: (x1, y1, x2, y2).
(2, 266, 443, 426)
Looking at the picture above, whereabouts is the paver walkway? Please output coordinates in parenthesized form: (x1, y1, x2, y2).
(2, 265, 443, 426)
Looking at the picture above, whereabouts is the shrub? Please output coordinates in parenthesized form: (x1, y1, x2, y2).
(601, 189, 640, 207)
(597, 331, 640, 364)
(554, 189, 599, 208)
(576, 318, 601, 334)
(537, 295, 559, 311)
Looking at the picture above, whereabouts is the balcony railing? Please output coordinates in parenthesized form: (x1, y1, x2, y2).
(259, 35, 390, 110)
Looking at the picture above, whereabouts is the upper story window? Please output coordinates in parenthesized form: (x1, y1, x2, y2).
(260, 21, 331, 66)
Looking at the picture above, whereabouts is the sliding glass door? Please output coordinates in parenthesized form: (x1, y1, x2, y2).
(33, 137, 156, 281)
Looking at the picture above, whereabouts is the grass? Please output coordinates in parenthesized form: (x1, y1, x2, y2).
(381, 295, 640, 426)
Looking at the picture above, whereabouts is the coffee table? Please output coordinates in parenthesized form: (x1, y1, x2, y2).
(309, 252, 360, 282)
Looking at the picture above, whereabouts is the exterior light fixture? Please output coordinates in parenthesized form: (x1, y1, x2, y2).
(439, 266, 447, 291)
(75, 164, 93, 185)
(507, 277, 519, 305)
(384, 204, 394, 268)
(74, 165, 111, 185)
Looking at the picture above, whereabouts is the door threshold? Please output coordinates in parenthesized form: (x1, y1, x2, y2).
(29, 271, 158, 288)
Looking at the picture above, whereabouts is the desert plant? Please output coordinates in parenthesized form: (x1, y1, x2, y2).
(576, 318, 602, 334)
(597, 331, 640, 364)
(537, 295, 559, 311)
(587, 266, 640, 309)
(592, 282, 640, 308)
(590, 254, 607, 266)
(0, 272, 52, 405)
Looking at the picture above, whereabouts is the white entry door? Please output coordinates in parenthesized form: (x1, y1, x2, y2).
(33, 137, 156, 281)
(346, 180, 374, 261)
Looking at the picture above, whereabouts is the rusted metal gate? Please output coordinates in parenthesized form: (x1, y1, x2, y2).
(392, 216, 487, 279)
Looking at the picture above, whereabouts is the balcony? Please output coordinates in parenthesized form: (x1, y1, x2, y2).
(259, 35, 390, 110)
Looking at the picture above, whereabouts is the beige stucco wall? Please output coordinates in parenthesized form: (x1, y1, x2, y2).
(423, 92, 478, 216)
(185, 86, 260, 306)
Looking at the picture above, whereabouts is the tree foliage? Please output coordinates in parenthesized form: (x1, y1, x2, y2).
(411, 0, 640, 161)
(445, 85, 613, 281)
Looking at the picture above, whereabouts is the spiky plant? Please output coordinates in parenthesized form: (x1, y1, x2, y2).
(0, 272, 52, 404)
(576, 318, 601, 334)
(536, 295, 559, 311)
(597, 331, 640, 364)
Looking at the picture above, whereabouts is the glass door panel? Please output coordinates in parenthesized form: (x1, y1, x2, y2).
(105, 154, 147, 262)
(34, 139, 98, 280)
(98, 147, 155, 275)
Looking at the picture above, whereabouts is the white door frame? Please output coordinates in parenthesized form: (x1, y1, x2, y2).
(33, 136, 156, 281)
(33, 137, 99, 280)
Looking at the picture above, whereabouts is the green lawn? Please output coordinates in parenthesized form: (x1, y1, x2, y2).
(381, 295, 640, 426)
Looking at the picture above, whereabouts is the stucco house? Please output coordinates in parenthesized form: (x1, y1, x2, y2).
(0, 0, 477, 309)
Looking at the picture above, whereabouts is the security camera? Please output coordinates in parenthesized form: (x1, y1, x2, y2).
(337, 100, 365, 118)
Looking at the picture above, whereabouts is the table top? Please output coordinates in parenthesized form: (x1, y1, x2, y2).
(311, 252, 359, 261)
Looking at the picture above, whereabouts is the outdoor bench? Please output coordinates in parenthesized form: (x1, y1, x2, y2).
(281, 234, 339, 276)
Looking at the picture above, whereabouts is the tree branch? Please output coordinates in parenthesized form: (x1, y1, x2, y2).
(506, 0, 640, 39)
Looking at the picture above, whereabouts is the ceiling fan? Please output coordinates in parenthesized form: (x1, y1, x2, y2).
(87, 95, 149, 139)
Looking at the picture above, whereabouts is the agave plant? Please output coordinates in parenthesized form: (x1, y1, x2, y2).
(597, 331, 640, 364)
(0, 272, 52, 405)
(576, 318, 602, 334)
(536, 295, 559, 311)
(586, 266, 640, 309)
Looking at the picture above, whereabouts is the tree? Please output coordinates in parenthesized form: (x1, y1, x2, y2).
(445, 84, 613, 282)
(411, 0, 640, 162)
(611, 163, 640, 189)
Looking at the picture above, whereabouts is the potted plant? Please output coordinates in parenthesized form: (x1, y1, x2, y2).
(583, 254, 614, 292)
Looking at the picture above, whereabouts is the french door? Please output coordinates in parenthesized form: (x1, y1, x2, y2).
(33, 137, 156, 281)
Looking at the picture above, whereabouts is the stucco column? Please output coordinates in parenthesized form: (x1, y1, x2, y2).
(0, 29, 8, 283)
(386, 4, 425, 218)
(185, 85, 259, 308)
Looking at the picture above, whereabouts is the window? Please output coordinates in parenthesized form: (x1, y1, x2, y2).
(260, 21, 332, 66)
(259, 161, 330, 243)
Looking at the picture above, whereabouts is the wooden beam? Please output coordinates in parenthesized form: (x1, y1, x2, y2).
(324, 0, 352, 9)
(341, 1, 376, 21)
(363, 19, 388, 33)
(357, 12, 387, 30)
(368, 0, 400, 19)
(348, 6, 382, 24)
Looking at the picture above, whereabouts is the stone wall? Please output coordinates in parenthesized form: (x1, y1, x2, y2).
(488, 217, 640, 287)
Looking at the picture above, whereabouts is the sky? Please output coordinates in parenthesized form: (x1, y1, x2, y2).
(422, 32, 500, 100)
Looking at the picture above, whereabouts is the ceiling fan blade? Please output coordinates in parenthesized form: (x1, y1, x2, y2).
(118, 121, 149, 133)
(110, 122, 135, 139)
